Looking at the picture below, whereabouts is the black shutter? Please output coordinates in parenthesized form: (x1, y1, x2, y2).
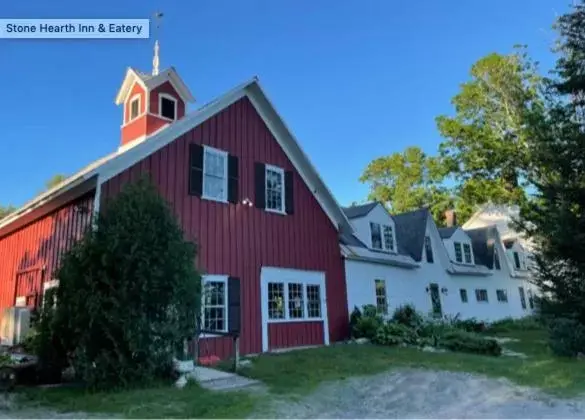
(254, 163, 266, 209)
(285, 171, 294, 215)
(188, 144, 204, 197)
(228, 277, 241, 334)
(227, 155, 239, 204)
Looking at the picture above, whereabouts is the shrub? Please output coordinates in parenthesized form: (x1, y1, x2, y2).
(453, 318, 486, 333)
(353, 314, 383, 340)
(391, 304, 423, 329)
(362, 304, 380, 319)
(349, 306, 362, 335)
(40, 179, 201, 389)
(548, 317, 585, 357)
(374, 322, 419, 346)
(488, 316, 544, 333)
(440, 330, 502, 356)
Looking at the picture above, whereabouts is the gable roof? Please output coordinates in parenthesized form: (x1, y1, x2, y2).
(465, 226, 498, 269)
(438, 226, 458, 239)
(0, 77, 353, 237)
(341, 202, 378, 219)
(114, 67, 195, 105)
(392, 208, 430, 261)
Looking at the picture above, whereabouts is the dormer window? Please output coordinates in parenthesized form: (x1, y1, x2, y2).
(129, 95, 140, 121)
(370, 222, 395, 252)
(513, 251, 521, 269)
(463, 243, 472, 264)
(494, 248, 501, 270)
(454, 242, 463, 262)
(159, 94, 177, 120)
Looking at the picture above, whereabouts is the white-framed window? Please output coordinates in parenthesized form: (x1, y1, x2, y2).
(202, 146, 228, 202)
(475, 289, 488, 303)
(370, 222, 395, 252)
(496, 289, 508, 303)
(494, 249, 501, 270)
(375, 279, 388, 314)
(129, 94, 141, 121)
(463, 243, 473, 264)
(459, 288, 468, 303)
(43, 279, 59, 308)
(265, 165, 285, 213)
(201, 275, 228, 332)
(425, 236, 434, 263)
(383, 225, 394, 252)
(159, 93, 177, 120)
(454, 242, 463, 262)
(513, 251, 521, 269)
(267, 280, 323, 321)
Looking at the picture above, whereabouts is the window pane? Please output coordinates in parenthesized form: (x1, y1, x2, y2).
(288, 283, 304, 319)
(307, 285, 321, 318)
(496, 289, 508, 302)
(370, 222, 382, 249)
(475, 289, 488, 302)
(375, 279, 388, 314)
(454, 243, 462, 262)
(514, 252, 521, 269)
(463, 244, 472, 263)
(131, 99, 139, 119)
(383, 226, 394, 251)
(494, 249, 501, 270)
(266, 168, 283, 211)
(202, 280, 226, 332)
(459, 289, 468, 303)
(519, 287, 527, 309)
(161, 97, 175, 120)
(425, 236, 434, 263)
(268, 282, 285, 319)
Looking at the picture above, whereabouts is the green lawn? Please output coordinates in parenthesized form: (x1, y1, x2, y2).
(22, 381, 257, 419)
(21, 327, 585, 418)
(239, 329, 585, 397)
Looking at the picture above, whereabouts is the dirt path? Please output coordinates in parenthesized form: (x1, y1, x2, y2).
(260, 369, 585, 419)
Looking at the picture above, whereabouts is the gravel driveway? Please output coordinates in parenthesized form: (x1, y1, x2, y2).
(262, 368, 585, 419)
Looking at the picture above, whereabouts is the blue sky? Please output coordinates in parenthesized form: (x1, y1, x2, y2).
(0, 0, 568, 208)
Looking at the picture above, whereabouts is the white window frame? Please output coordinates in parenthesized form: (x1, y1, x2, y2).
(200, 275, 228, 337)
(382, 225, 395, 252)
(454, 242, 463, 263)
(475, 288, 489, 303)
(159, 93, 178, 121)
(513, 251, 521, 269)
(496, 289, 508, 303)
(260, 267, 329, 352)
(463, 243, 473, 264)
(128, 94, 141, 122)
(202, 146, 228, 203)
(265, 164, 285, 214)
(374, 279, 388, 315)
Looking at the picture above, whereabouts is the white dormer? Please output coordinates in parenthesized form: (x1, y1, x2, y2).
(440, 227, 475, 265)
(344, 202, 398, 253)
(504, 239, 528, 271)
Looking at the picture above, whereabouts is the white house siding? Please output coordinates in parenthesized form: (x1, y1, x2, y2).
(343, 205, 537, 323)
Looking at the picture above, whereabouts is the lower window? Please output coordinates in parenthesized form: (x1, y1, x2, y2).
(527, 289, 534, 309)
(475, 289, 488, 303)
(518, 287, 527, 309)
(459, 288, 468, 303)
(496, 289, 508, 303)
(375, 279, 388, 314)
(268, 281, 322, 321)
(202, 276, 227, 332)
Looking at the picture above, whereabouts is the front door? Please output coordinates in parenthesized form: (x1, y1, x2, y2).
(429, 283, 443, 318)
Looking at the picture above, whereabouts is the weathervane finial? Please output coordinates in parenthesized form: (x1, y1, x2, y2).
(152, 11, 164, 76)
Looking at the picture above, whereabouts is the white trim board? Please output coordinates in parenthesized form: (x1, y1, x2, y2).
(260, 266, 329, 352)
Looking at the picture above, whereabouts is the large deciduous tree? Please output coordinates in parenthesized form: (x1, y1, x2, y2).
(437, 48, 544, 213)
(517, 1, 585, 327)
(45, 174, 68, 190)
(0, 205, 15, 220)
(360, 146, 454, 223)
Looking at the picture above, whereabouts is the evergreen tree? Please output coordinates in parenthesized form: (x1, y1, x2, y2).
(43, 178, 201, 388)
(518, 1, 585, 323)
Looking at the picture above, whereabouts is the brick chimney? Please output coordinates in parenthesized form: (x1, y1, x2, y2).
(445, 209, 457, 227)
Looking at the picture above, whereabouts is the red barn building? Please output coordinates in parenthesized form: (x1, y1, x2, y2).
(0, 64, 351, 357)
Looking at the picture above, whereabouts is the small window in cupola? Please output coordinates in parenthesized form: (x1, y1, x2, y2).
(160, 94, 177, 120)
(129, 95, 140, 121)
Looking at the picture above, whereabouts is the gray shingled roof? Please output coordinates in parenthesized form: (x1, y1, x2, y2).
(392, 208, 430, 261)
(465, 226, 498, 269)
(340, 232, 368, 248)
(341, 202, 378, 219)
(438, 226, 458, 239)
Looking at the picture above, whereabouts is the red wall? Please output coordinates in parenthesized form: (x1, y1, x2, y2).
(150, 81, 186, 119)
(269, 322, 324, 350)
(124, 83, 146, 124)
(101, 97, 348, 355)
(0, 193, 95, 310)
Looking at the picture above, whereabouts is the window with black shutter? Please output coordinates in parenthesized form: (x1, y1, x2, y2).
(188, 144, 203, 197)
(227, 155, 239, 204)
(254, 163, 266, 209)
(228, 277, 241, 334)
(285, 171, 294, 214)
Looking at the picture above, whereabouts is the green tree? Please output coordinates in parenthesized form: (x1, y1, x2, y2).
(0, 205, 15, 220)
(42, 178, 201, 388)
(437, 48, 544, 214)
(360, 146, 454, 223)
(45, 174, 68, 190)
(517, 1, 585, 325)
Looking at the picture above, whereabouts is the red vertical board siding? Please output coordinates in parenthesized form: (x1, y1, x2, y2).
(0, 193, 95, 310)
(101, 97, 348, 355)
(268, 322, 324, 350)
